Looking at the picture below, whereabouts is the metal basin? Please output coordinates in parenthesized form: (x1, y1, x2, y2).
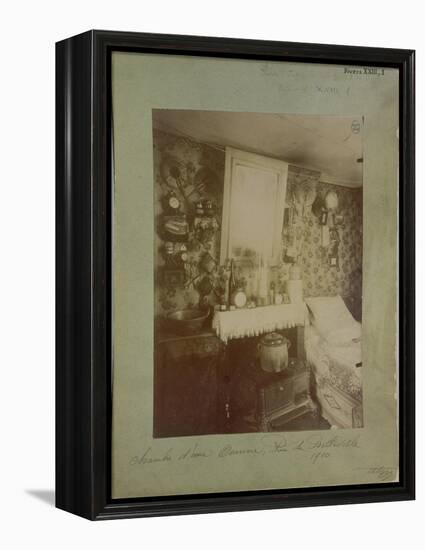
(166, 309, 209, 335)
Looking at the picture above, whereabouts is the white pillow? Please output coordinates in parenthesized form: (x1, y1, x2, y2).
(305, 295, 361, 346)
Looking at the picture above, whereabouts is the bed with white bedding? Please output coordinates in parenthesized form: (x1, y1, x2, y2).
(304, 295, 363, 429)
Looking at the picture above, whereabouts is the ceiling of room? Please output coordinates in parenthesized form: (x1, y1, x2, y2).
(153, 110, 363, 187)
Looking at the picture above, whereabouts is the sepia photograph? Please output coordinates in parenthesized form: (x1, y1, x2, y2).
(153, 109, 363, 438)
(108, 49, 403, 502)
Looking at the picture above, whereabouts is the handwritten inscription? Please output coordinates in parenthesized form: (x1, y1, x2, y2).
(129, 434, 361, 467)
(129, 447, 173, 465)
(344, 67, 385, 76)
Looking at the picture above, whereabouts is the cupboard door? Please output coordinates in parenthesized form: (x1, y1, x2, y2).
(154, 337, 223, 437)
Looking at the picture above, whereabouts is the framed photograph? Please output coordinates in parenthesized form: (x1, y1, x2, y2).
(56, 30, 415, 520)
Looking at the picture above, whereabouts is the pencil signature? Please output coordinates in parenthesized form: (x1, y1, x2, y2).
(355, 466, 397, 481)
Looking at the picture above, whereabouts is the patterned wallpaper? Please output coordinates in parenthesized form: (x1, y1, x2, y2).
(296, 182, 362, 300)
(153, 130, 363, 319)
(154, 129, 225, 317)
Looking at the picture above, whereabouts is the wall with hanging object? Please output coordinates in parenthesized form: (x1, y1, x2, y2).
(154, 129, 226, 316)
(153, 129, 362, 319)
(285, 176, 363, 311)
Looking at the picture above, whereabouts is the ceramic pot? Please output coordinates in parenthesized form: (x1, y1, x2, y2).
(257, 332, 291, 373)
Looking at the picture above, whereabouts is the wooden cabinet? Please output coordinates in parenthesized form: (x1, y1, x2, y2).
(154, 330, 316, 437)
(154, 332, 224, 438)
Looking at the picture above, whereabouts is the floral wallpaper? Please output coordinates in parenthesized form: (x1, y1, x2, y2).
(287, 178, 363, 302)
(154, 129, 225, 317)
(153, 130, 363, 320)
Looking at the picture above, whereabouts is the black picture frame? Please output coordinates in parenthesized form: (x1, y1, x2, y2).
(56, 30, 415, 520)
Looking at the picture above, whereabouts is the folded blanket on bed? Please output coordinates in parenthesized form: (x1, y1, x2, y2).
(305, 295, 361, 346)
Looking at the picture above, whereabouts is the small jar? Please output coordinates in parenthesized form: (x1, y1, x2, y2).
(196, 201, 204, 216)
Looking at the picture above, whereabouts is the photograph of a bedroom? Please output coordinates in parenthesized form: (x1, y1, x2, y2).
(153, 110, 363, 438)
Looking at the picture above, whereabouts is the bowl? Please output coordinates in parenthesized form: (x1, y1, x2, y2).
(165, 308, 210, 335)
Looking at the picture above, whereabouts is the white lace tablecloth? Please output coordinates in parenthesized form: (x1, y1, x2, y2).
(212, 303, 307, 343)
